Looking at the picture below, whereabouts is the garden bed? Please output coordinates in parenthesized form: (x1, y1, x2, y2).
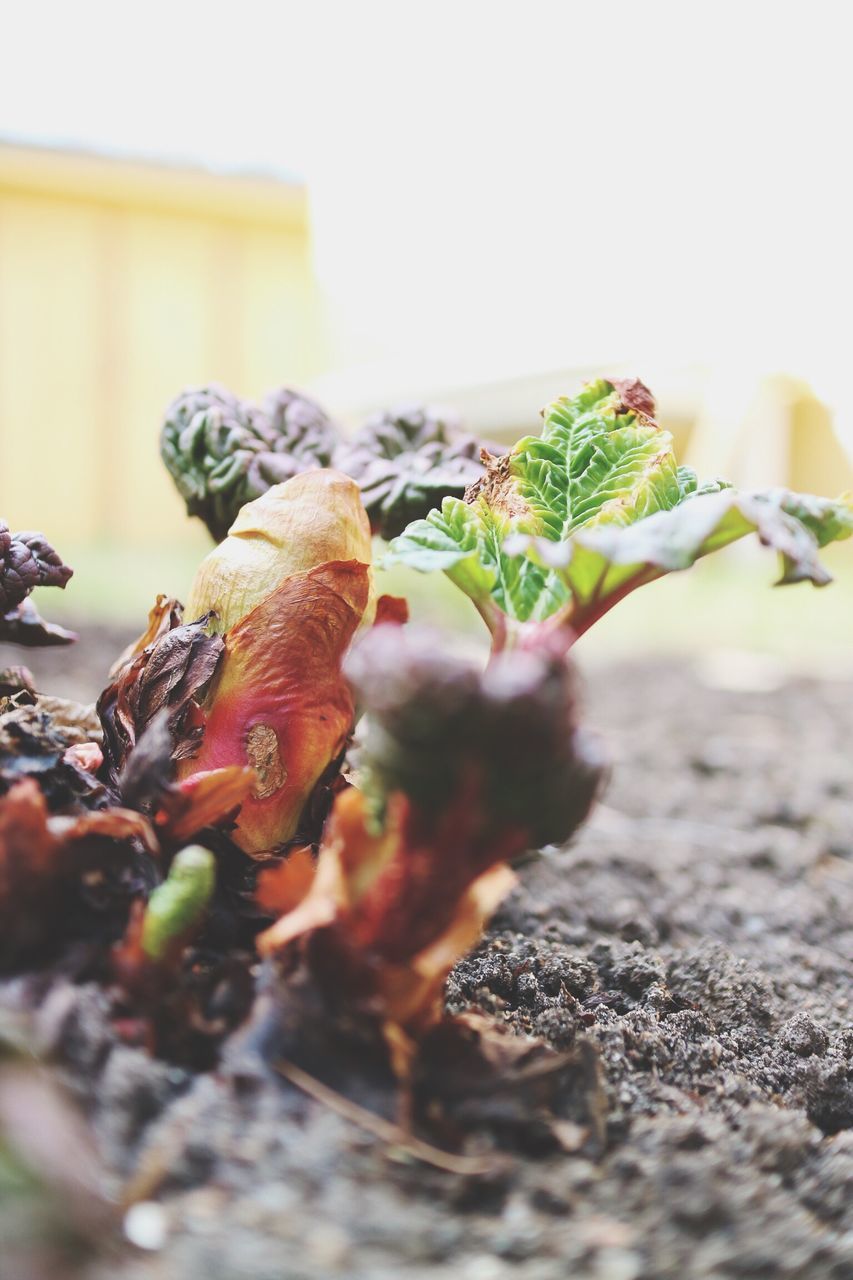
(4, 642, 852, 1280)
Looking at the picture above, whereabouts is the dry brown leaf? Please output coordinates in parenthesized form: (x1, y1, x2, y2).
(108, 594, 183, 676)
(37, 695, 103, 745)
(98, 609, 224, 788)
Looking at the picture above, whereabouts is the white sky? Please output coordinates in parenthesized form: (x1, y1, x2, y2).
(0, 3, 311, 177)
(2, 1, 852, 408)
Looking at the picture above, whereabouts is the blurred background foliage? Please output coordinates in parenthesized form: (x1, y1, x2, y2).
(1, 2, 852, 669)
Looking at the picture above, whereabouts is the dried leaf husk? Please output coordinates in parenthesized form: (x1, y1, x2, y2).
(0, 703, 104, 812)
(108, 593, 183, 676)
(153, 766, 256, 844)
(35, 696, 103, 745)
(184, 469, 375, 633)
(0, 599, 77, 647)
(373, 594, 409, 627)
(102, 475, 375, 862)
(255, 846, 316, 916)
(97, 602, 224, 792)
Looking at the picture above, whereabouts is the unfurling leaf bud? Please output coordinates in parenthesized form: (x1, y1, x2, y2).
(333, 404, 501, 540)
(0, 523, 73, 615)
(180, 470, 375, 854)
(160, 385, 339, 543)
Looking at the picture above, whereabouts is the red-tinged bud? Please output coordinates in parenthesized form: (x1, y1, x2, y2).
(179, 471, 375, 854)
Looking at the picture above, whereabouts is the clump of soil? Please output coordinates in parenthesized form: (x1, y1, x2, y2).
(3, 650, 853, 1280)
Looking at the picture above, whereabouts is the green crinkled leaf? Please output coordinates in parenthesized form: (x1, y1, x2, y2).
(772, 489, 853, 548)
(388, 496, 557, 623)
(512, 487, 853, 636)
(514, 381, 686, 539)
(385, 377, 853, 639)
(386, 379, 694, 623)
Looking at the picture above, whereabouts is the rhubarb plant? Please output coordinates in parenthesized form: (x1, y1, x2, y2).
(161, 384, 500, 542)
(257, 624, 603, 1068)
(333, 404, 504, 541)
(160, 385, 339, 543)
(4, 373, 850, 1086)
(177, 469, 376, 854)
(385, 378, 853, 650)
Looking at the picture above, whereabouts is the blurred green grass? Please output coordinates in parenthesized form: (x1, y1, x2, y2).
(31, 531, 211, 624)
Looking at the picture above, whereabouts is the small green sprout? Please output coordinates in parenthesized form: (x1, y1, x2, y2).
(140, 845, 216, 963)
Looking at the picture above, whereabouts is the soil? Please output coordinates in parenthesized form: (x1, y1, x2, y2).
(3, 629, 853, 1280)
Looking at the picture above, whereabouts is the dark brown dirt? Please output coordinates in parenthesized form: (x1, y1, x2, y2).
(3, 638, 853, 1280)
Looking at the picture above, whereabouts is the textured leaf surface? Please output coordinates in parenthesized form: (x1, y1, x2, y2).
(386, 379, 688, 622)
(511, 487, 853, 635)
(0, 523, 73, 614)
(160, 385, 339, 542)
(185, 470, 373, 632)
(332, 404, 500, 541)
(386, 379, 853, 634)
(161, 383, 496, 544)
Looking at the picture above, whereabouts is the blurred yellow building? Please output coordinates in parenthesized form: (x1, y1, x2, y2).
(0, 141, 327, 549)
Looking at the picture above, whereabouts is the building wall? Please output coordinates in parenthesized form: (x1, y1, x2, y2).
(0, 144, 327, 549)
(1, 143, 850, 581)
